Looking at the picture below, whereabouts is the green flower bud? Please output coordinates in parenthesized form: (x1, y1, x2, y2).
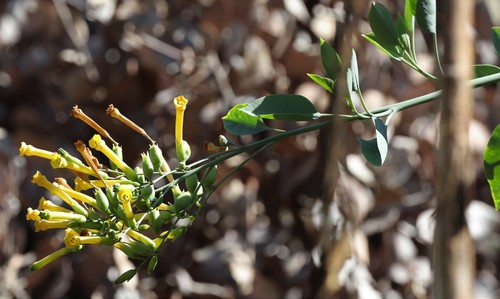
(202, 165, 218, 189)
(137, 224, 150, 231)
(166, 226, 187, 241)
(94, 188, 109, 214)
(135, 166, 146, 184)
(185, 173, 199, 195)
(106, 187, 118, 212)
(141, 185, 155, 204)
(148, 144, 164, 172)
(148, 209, 161, 235)
(141, 153, 154, 181)
(110, 145, 123, 170)
(174, 191, 193, 213)
(176, 140, 191, 164)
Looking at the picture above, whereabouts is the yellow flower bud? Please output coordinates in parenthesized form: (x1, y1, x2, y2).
(19, 142, 54, 160)
(64, 228, 81, 247)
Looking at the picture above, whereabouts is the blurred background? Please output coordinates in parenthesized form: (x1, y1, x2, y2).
(1, 0, 500, 298)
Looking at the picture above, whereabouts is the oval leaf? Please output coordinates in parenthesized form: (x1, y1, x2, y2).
(474, 64, 500, 79)
(239, 94, 320, 121)
(307, 73, 335, 94)
(368, 2, 399, 46)
(416, 0, 436, 34)
(114, 269, 137, 284)
(358, 118, 389, 167)
(492, 27, 500, 56)
(404, 0, 417, 31)
(320, 38, 342, 79)
(362, 33, 404, 61)
(484, 124, 500, 210)
(222, 103, 270, 135)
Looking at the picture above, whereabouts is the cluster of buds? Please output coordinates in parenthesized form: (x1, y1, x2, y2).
(21, 96, 218, 283)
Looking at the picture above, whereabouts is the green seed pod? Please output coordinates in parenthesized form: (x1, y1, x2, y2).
(94, 188, 109, 214)
(106, 187, 118, 212)
(141, 153, 154, 181)
(110, 145, 123, 171)
(114, 269, 137, 284)
(148, 209, 162, 235)
(147, 255, 159, 274)
(174, 191, 193, 213)
(185, 173, 199, 195)
(176, 140, 191, 164)
(134, 166, 145, 184)
(141, 185, 155, 204)
(202, 165, 218, 189)
(149, 144, 164, 172)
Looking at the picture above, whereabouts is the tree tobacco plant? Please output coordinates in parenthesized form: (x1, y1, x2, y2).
(22, 0, 500, 283)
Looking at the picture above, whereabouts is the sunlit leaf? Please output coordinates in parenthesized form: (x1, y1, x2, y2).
(307, 73, 335, 94)
(368, 2, 399, 46)
(484, 124, 500, 210)
(320, 38, 342, 79)
(362, 32, 404, 61)
(240, 94, 320, 121)
(222, 103, 270, 135)
(404, 0, 417, 31)
(358, 118, 389, 167)
(416, 0, 436, 34)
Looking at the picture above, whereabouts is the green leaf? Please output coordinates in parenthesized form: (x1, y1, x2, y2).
(362, 32, 404, 61)
(404, 0, 417, 31)
(368, 2, 399, 46)
(358, 118, 389, 166)
(320, 38, 342, 79)
(114, 269, 137, 284)
(240, 94, 320, 121)
(416, 0, 436, 34)
(222, 103, 270, 135)
(307, 73, 335, 94)
(484, 124, 500, 210)
(474, 64, 500, 78)
(492, 27, 500, 56)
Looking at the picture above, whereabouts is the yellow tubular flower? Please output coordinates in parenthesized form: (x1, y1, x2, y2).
(74, 177, 139, 191)
(34, 220, 72, 232)
(32, 171, 88, 216)
(19, 142, 54, 160)
(70, 105, 118, 145)
(117, 186, 135, 225)
(26, 208, 41, 221)
(89, 135, 136, 180)
(39, 210, 87, 222)
(37, 197, 73, 213)
(174, 96, 188, 145)
(54, 183, 98, 208)
(50, 152, 98, 177)
(30, 245, 83, 271)
(64, 228, 81, 247)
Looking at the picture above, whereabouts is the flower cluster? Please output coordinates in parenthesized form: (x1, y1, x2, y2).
(22, 97, 217, 283)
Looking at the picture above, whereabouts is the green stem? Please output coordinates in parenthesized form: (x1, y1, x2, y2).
(433, 33, 445, 76)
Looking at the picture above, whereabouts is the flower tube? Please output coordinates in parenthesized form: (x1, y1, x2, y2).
(19, 142, 54, 160)
(34, 219, 72, 232)
(174, 96, 191, 163)
(89, 134, 136, 181)
(37, 197, 73, 213)
(30, 245, 83, 271)
(32, 171, 88, 216)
